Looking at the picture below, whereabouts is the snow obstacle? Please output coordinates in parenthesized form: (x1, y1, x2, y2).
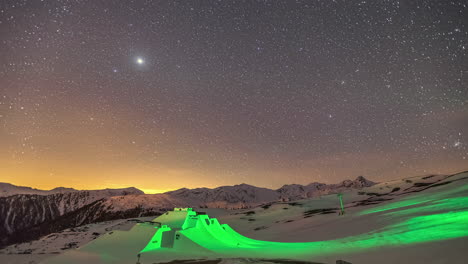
(138, 208, 328, 262)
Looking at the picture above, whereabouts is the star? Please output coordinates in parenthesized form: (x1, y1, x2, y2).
(2, 0, 467, 193)
(136, 57, 144, 65)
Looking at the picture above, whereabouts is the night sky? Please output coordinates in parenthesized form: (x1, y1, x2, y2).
(1, 0, 467, 193)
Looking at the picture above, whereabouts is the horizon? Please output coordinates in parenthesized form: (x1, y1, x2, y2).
(1, 2, 467, 263)
(3, 169, 467, 195)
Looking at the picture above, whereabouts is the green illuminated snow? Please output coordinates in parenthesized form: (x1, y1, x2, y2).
(140, 191, 468, 261)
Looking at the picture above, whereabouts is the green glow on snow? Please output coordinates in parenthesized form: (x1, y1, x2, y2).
(141, 225, 172, 251)
(359, 182, 468, 215)
(359, 198, 432, 215)
(384, 197, 468, 217)
(140, 203, 468, 260)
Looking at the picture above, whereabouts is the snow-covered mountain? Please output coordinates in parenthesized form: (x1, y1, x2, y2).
(0, 187, 144, 247)
(164, 177, 375, 206)
(0, 183, 77, 197)
(0, 183, 143, 198)
(0, 177, 374, 248)
(165, 183, 280, 209)
(2, 171, 466, 264)
(276, 176, 375, 201)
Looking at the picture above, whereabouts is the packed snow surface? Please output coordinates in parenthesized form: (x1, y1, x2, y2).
(0, 172, 467, 264)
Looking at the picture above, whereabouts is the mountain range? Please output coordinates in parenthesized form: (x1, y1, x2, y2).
(0, 176, 375, 248)
(0, 183, 143, 197)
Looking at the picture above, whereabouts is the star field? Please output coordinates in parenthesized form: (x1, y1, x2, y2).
(0, 0, 467, 192)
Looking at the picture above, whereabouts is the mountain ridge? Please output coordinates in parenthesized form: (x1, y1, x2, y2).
(0, 176, 375, 248)
(1, 176, 375, 198)
(0, 182, 145, 197)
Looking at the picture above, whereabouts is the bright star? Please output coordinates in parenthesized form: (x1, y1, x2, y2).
(454, 141, 461, 148)
(136, 57, 144, 65)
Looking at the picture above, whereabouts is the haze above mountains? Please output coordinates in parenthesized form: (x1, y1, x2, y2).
(0, 175, 374, 198)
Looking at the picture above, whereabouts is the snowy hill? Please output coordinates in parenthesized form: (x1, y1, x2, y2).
(0, 171, 467, 263)
(165, 183, 280, 209)
(1, 171, 463, 264)
(0, 217, 156, 264)
(276, 176, 375, 201)
(0, 187, 144, 247)
(164, 176, 376, 206)
(0, 177, 374, 248)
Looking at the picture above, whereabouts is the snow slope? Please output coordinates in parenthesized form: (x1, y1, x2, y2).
(0, 187, 145, 247)
(4, 171, 463, 264)
(0, 217, 155, 264)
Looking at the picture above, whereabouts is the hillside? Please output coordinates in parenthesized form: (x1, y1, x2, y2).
(1, 171, 465, 264)
(0, 177, 374, 248)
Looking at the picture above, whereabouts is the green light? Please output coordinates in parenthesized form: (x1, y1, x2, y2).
(384, 197, 468, 217)
(359, 183, 468, 215)
(140, 204, 468, 261)
(140, 225, 172, 252)
(359, 198, 433, 215)
(338, 193, 345, 215)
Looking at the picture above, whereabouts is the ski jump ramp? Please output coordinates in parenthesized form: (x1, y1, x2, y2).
(138, 208, 330, 262)
(42, 202, 468, 263)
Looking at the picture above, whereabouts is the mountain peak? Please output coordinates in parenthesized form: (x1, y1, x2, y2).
(100, 187, 144, 195)
(49, 187, 77, 192)
(233, 183, 256, 188)
(354, 176, 376, 185)
(337, 176, 376, 188)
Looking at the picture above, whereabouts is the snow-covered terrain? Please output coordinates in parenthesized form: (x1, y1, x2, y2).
(0, 183, 77, 197)
(0, 217, 155, 264)
(160, 176, 375, 209)
(277, 176, 375, 201)
(0, 187, 145, 247)
(0, 171, 466, 264)
(0, 183, 144, 198)
(0, 176, 375, 249)
(219, 173, 467, 240)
